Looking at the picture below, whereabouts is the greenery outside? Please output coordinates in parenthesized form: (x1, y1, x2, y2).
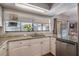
(23, 24, 32, 31)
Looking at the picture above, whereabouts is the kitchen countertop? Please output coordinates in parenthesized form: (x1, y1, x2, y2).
(0, 36, 51, 48)
(57, 38, 78, 45)
(53, 33, 78, 44)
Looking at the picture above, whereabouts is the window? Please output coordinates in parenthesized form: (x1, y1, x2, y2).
(33, 23, 42, 31)
(43, 24, 49, 31)
(21, 22, 32, 32)
(5, 21, 21, 32)
(33, 23, 49, 31)
(37, 24, 42, 31)
(5, 21, 49, 32)
(33, 23, 38, 31)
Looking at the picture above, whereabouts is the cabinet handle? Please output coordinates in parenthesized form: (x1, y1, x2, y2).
(41, 42, 43, 44)
(3, 48, 5, 50)
(19, 42, 22, 44)
(55, 42, 56, 44)
(28, 45, 31, 46)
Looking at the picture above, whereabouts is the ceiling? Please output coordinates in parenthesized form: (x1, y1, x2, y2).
(0, 3, 78, 18)
(29, 3, 53, 10)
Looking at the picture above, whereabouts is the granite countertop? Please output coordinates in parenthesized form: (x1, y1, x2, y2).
(0, 36, 51, 47)
(57, 38, 78, 45)
(53, 33, 78, 44)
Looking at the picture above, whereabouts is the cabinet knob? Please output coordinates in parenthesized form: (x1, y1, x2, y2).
(41, 42, 43, 44)
(28, 45, 31, 46)
(3, 48, 5, 50)
(55, 42, 56, 44)
(52, 39, 53, 40)
(20, 42, 22, 44)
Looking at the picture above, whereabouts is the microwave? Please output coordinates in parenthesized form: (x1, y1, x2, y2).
(5, 21, 21, 31)
(8, 22, 18, 27)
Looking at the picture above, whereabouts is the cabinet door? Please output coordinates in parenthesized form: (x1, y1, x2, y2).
(56, 40, 69, 56)
(0, 6, 2, 26)
(8, 40, 30, 56)
(30, 43, 42, 56)
(9, 45, 30, 56)
(78, 46, 79, 56)
(60, 42, 67, 56)
(0, 44, 7, 56)
(56, 40, 61, 56)
(51, 38, 56, 55)
(67, 44, 76, 56)
(41, 38, 50, 55)
(8, 41, 23, 50)
(30, 39, 42, 56)
(56, 40, 76, 56)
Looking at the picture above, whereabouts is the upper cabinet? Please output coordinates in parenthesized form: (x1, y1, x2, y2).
(0, 6, 2, 27)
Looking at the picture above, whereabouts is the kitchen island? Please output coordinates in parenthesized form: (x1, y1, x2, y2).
(0, 35, 56, 56)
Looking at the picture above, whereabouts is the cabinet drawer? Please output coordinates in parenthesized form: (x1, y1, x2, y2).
(20, 40, 30, 46)
(8, 41, 22, 49)
(9, 45, 30, 56)
(9, 40, 30, 49)
(30, 39, 42, 44)
(42, 37, 50, 41)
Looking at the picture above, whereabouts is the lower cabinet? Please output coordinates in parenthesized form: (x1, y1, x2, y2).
(78, 46, 79, 56)
(8, 37, 50, 56)
(51, 37, 56, 55)
(66, 44, 76, 56)
(9, 45, 30, 56)
(59, 41, 67, 56)
(56, 40, 77, 56)
(30, 43, 42, 56)
(8, 40, 30, 56)
(41, 38, 50, 55)
(56, 40, 61, 56)
(56, 40, 67, 56)
(0, 43, 7, 56)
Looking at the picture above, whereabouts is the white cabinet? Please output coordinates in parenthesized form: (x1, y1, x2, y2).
(8, 40, 30, 56)
(8, 39, 41, 56)
(50, 37, 56, 55)
(30, 39, 42, 56)
(8, 40, 22, 50)
(8, 37, 50, 56)
(0, 43, 7, 56)
(30, 43, 41, 56)
(30, 38, 50, 56)
(9, 45, 30, 56)
(41, 38, 50, 55)
(0, 6, 2, 27)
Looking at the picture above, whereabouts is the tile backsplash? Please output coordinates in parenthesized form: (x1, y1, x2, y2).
(0, 31, 53, 38)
